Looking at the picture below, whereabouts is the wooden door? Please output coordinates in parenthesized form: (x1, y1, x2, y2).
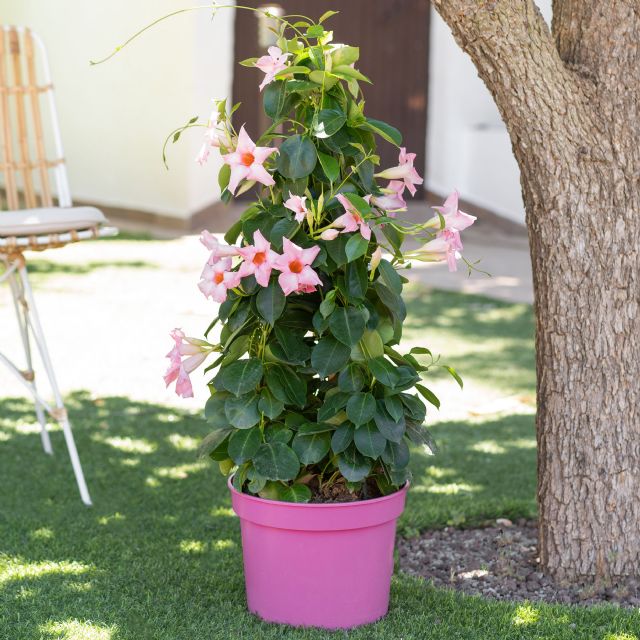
(232, 1, 430, 197)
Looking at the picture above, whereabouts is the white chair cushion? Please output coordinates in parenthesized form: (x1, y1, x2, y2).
(0, 206, 107, 236)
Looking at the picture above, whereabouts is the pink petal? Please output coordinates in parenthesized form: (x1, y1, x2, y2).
(252, 145, 277, 164)
(236, 126, 255, 154)
(227, 164, 250, 195)
(300, 244, 321, 265)
(175, 367, 194, 398)
(360, 224, 371, 240)
(278, 272, 299, 296)
(247, 163, 275, 187)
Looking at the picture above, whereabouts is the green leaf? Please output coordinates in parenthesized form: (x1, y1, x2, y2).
(354, 421, 386, 458)
(346, 392, 376, 426)
(342, 192, 372, 214)
(313, 109, 347, 138)
(258, 388, 284, 420)
(368, 357, 400, 387)
(317, 151, 340, 183)
(269, 218, 299, 251)
(264, 423, 293, 444)
(305, 24, 325, 38)
(415, 383, 441, 409)
(218, 163, 231, 192)
(228, 426, 261, 464)
(263, 80, 287, 119)
(309, 70, 339, 90)
(331, 422, 355, 453)
(273, 326, 311, 363)
(253, 443, 300, 481)
(239, 57, 258, 67)
(292, 431, 331, 464)
(280, 484, 311, 503)
(219, 358, 264, 396)
(338, 363, 366, 392)
(247, 467, 267, 493)
(358, 329, 385, 360)
(204, 391, 231, 429)
(331, 45, 359, 67)
(374, 401, 405, 443)
(297, 422, 334, 435)
(384, 395, 404, 422)
(446, 366, 464, 389)
(317, 390, 350, 421)
(224, 393, 261, 429)
(345, 259, 368, 302)
(361, 117, 402, 146)
(377, 259, 402, 294)
(374, 282, 407, 322)
(344, 234, 369, 262)
(311, 336, 351, 378)
(337, 445, 371, 482)
(319, 290, 336, 318)
(382, 439, 410, 469)
(265, 363, 307, 407)
(401, 394, 427, 423)
(275, 65, 310, 77)
(319, 10, 339, 23)
(406, 423, 438, 454)
(329, 307, 365, 346)
(197, 428, 233, 458)
(277, 135, 318, 179)
(332, 65, 371, 83)
(256, 281, 286, 326)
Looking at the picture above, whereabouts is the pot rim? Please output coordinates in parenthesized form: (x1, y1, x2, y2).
(227, 474, 409, 509)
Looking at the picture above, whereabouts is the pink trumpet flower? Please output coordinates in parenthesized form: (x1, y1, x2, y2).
(284, 192, 308, 223)
(237, 230, 279, 286)
(371, 180, 407, 214)
(164, 329, 214, 398)
(375, 147, 423, 196)
(200, 230, 239, 262)
(255, 46, 290, 91)
(332, 194, 372, 240)
(198, 257, 242, 303)
(320, 228, 340, 241)
(274, 238, 323, 296)
(222, 126, 277, 195)
(429, 190, 477, 232)
(418, 229, 464, 272)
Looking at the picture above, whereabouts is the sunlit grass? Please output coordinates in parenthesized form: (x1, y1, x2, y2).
(512, 603, 540, 626)
(38, 619, 116, 640)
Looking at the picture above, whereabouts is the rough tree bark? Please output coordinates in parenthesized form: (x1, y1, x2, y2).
(431, 0, 640, 580)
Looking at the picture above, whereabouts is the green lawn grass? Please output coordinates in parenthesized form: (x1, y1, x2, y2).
(1, 288, 638, 640)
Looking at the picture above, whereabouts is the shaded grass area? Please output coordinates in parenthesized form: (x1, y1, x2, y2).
(1, 394, 638, 640)
(404, 286, 536, 395)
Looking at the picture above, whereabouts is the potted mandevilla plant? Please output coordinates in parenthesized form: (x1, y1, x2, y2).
(98, 6, 476, 630)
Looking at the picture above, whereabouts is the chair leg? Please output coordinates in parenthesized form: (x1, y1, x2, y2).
(16, 262, 93, 506)
(8, 270, 53, 455)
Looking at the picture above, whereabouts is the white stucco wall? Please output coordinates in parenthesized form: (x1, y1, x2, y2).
(426, 1, 552, 225)
(0, 1, 234, 219)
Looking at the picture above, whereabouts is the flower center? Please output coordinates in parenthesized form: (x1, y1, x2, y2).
(253, 251, 266, 265)
(214, 272, 224, 284)
(289, 259, 303, 274)
(240, 152, 255, 167)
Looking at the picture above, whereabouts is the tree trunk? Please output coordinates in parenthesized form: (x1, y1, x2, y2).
(432, 0, 640, 580)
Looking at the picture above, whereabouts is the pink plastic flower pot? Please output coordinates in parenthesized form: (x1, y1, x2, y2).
(229, 478, 408, 629)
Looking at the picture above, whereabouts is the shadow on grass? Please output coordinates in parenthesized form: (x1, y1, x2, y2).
(1, 393, 637, 640)
(403, 286, 536, 395)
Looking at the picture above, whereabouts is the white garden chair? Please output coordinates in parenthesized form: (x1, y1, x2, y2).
(0, 26, 117, 505)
